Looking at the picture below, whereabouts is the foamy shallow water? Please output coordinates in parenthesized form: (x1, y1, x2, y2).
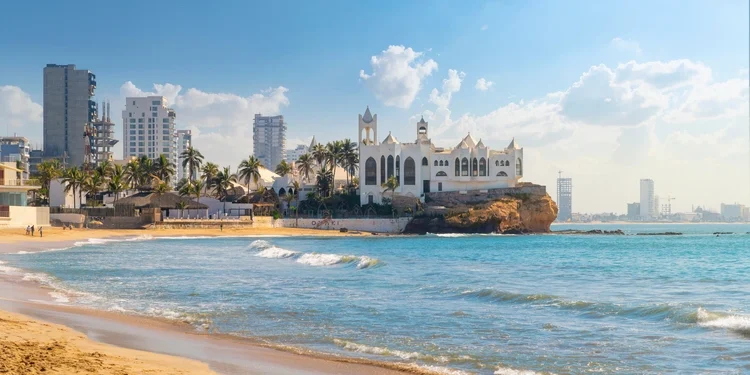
(1, 223, 749, 374)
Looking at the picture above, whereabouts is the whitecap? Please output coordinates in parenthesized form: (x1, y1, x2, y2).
(256, 246, 299, 259)
(332, 339, 446, 362)
(296, 253, 357, 267)
(435, 233, 469, 238)
(494, 367, 552, 375)
(356, 256, 380, 269)
(249, 239, 273, 250)
(696, 307, 750, 336)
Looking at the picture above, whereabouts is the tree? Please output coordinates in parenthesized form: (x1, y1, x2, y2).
(124, 160, 140, 190)
(274, 160, 292, 177)
(382, 175, 399, 217)
(175, 177, 190, 192)
(342, 139, 358, 191)
(315, 165, 334, 198)
(288, 180, 301, 218)
(176, 200, 188, 219)
(154, 154, 176, 185)
(36, 159, 62, 202)
(84, 171, 105, 206)
(95, 160, 114, 179)
(61, 167, 84, 209)
(213, 166, 237, 216)
(311, 143, 328, 167)
(296, 153, 315, 183)
(238, 156, 262, 195)
(108, 174, 125, 204)
(191, 180, 205, 204)
(180, 146, 204, 181)
(201, 162, 219, 196)
(152, 176, 170, 195)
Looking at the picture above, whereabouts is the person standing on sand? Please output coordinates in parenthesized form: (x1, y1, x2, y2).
(25, 225, 30, 235)
(30, 225, 35, 237)
(39, 227, 43, 237)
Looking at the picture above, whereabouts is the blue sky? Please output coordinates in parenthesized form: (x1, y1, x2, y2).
(1, 0, 748, 213)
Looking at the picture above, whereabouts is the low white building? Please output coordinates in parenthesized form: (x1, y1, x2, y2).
(357, 107, 524, 205)
(49, 178, 86, 208)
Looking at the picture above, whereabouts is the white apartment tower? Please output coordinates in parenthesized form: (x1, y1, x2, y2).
(640, 179, 655, 219)
(253, 114, 286, 169)
(122, 96, 177, 183)
(175, 129, 192, 181)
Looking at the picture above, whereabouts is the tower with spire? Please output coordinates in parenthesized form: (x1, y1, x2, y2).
(358, 106, 378, 145)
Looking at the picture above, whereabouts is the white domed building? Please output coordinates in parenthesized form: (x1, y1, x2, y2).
(357, 107, 524, 205)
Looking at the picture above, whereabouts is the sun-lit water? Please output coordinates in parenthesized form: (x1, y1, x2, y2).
(2, 224, 749, 374)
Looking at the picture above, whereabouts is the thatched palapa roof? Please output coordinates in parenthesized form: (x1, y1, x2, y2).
(114, 192, 208, 210)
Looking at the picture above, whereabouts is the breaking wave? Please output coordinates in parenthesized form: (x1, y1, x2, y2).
(251, 240, 381, 269)
(696, 307, 750, 337)
(256, 247, 300, 259)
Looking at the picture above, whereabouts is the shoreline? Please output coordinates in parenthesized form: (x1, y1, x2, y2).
(0, 227, 447, 375)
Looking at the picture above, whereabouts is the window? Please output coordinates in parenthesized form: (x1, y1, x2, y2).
(516, 158, 523, 176)
(495, 160, 500, 167)
(472, 158, 478, 176)
(138, 148, 144, 153)
(130, 148, 136, 153)
(444, 160, 448, 166)
(129, 118, 135, 123)
(365, 157, 377, 185)
(138, 142, 144, 146)
(133, 100, 135, 105)
(163, 148, 170, 153)
(138, 130, 144, 135)
(129, 130, 136, 135)
(387, 155, 394, 179)
(396, 156, 400, 178)
(434, 160, 438, 166)
(380, 156, 386, 184)
(422, 157, 428, 166)
(479, 158, 486, 176)
(461, 158, 469, 176)
(455, 158, 460, 176)
(163, 118, 170, 123)
(163, 130, 170, 134)
(436, 171, 448, 176)
(497, 171, 508, 176)
(438, 182, 443, 191)
(130, 136, 136, 141)
(152, 112, 157, 117)
(163, 136, 170, 141)
(138, 118, 144, 123)
(152, 100, 161, 105)
(404, 157, 416, 185)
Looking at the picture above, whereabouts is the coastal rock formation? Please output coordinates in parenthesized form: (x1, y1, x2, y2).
(405, 186, 558, 234)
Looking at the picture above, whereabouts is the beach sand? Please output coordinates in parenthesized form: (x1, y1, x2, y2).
(0, 226, 424, 375)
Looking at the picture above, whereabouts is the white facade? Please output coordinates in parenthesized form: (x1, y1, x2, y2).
(175, 130, 192, 181)
(122, 96, 177, 184)
(639, 179, 655, 219)
(285, 144, 309, 164)
(357, 107, 524, 205)
(253, 114, 286, 170)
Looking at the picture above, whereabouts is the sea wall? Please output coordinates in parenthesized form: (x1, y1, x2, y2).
(253, 217, 411, 233)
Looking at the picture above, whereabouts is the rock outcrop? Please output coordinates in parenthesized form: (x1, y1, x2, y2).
(405, 186, 558, 234)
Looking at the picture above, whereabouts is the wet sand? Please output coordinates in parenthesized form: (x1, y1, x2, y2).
(0, 227, 431, 375)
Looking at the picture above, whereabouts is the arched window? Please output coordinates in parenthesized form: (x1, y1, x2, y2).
(434, 160, 438, 166)
(436, 171, 448, 177)
(439, 160, 444, 166)
(380, 156, 386, 184)
(516, 158, 523, 176)
(472, 158, 478, 176)
(387, 155, 394, 179)
(444, 160, 448, 166)
(497, 171, 508, 177)
(396, 156, 401, 178)
(404, 157, 416, 185)
(455, 158, 460, 176)
(278, 187, 286, 196)
(422, 157, 428, 166)
(461, 158, 469, 176)
(479, 158, 486, 176)
(495, 160, 500, 167)
(504, 160, 508, 167)
(366, 157, 377, 185)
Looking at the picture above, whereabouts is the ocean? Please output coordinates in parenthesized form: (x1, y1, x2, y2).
(1, 223, 749, 374)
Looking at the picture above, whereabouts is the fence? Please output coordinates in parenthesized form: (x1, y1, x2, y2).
(49, 204, 137, 217)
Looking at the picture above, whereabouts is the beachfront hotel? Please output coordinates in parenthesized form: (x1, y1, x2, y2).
(121, 96, 178, 185)
(357, 107, 524, 205)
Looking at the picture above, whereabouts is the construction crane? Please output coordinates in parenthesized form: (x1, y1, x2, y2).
(663, 196, 676, 216)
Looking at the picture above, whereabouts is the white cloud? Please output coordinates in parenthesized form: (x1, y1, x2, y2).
(480, 24, 488, 31)
(0, 85, 42, 143)
(429, 69, 465, 108)
(475, 78, 494, 91)
(119, 82, 290, 169)
(359, 45, 438, 109)
(610, 37, 642, 56)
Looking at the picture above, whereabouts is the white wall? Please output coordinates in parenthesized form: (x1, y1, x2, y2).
(49, 179, 86, 208)
(0, 206, 50, 228)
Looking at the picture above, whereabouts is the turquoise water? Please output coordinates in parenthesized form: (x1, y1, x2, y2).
(1, 224, 749, 374)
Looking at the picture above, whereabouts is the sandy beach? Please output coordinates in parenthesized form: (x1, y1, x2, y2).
(0, 227, 425, 375)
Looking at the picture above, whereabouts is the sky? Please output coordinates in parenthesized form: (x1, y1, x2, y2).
(0, 0, 748, 214)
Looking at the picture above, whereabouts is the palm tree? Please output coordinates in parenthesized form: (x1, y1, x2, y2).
(342, 139, 358, 191)
(201, 162, 219, 196)
(36, 159, 62, 202)
(296, 153, 315, 183)
(274, 160, 292, 177)
(152, 177, 170, 195)
(176, 200, 188, 219)
(95, 160, 114, 179)
(382, 175, 399, 216)
(61, 166, 83, 208)
(315, 165, 334, 197)
(84, 171, 105, 206)
(154, 154, 176, 185)
(124, 160, 139, 190)
(191, 180, 205, 204)
(108, 174, 125, 204)
(180, 146, 204, 181)
(311, 143, 328, 167)
(237, 156, 262, 195)
(136, 156, 154, 190)
(213, 166, 237, 216)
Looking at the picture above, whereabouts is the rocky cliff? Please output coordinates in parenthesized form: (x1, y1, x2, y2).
(404, 187, 558, 234)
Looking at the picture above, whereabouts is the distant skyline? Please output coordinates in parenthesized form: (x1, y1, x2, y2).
(0, 0, 747, 213)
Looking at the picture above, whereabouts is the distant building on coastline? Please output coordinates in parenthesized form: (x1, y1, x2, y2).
(627, 202, 640, 220)
(556, 172, 572, 222)
(0, 136, 31, 179)
(720, 203, 745, 220)
(357, 106, 524, 205)
(121, 96, 177, 184)
(253, 114, 286, 170)
(175, 130, 192, 181)
(28, 149, 44, 176)
(43, 64, 97, 167)
(285, 142, 310, 164)
(640, 179, 655, 219)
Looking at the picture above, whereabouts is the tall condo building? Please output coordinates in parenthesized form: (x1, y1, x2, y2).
(0, 136, 31, 179)
(121, 96, 177, 184)
(174, 130, 192, 181)
(43, 64, 97, 166)
(556, 173, 572, 222)
(640, 179, 655, 219)
(252, 114, 286, 169)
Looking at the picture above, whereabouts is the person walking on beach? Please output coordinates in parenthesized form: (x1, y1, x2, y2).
(39, 226, 43, 237)
(25, 225, 30, 235)
(30, 225, 35, 237)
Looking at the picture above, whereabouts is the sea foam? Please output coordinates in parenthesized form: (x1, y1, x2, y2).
(696, 307, 750, 336)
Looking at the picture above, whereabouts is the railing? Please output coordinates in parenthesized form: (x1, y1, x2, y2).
(0, 179, 40, 186)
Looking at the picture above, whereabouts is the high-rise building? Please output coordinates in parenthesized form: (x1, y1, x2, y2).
(285, 144, 309, 164)
(0, 137, 31, 179)
(627, 202, 641, 220)
(174, 130, 192, 181)
(253, 114, 286, 169)
(43, 64, 97, 166)
(640, 179, 655, 219)
(121, 96, 177, 183)
(556, 173, 572, 222)
(28, 149, 44, 176)
(86, 101, 118, 167)
(720, 203, 745, 220)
